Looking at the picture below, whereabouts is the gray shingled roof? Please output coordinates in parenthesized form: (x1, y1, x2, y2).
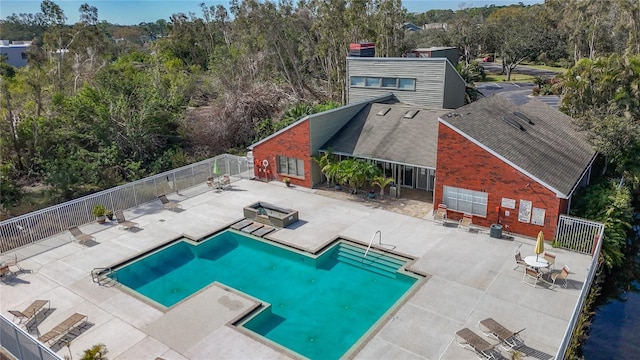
(440, 95, 596, 197)
(322, 103, 449, 168)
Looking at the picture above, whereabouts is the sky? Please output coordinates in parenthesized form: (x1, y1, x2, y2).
(1, 0, 543, 26)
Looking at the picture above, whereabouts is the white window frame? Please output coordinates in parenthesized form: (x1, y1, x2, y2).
(277, 156, 305, 178)
(442, 186, 488, 217)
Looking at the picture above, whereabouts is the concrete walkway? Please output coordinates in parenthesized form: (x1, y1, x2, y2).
(1, 179, 591, 359)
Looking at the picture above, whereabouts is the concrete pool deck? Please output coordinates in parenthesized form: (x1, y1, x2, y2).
(1, 179, 592, 359)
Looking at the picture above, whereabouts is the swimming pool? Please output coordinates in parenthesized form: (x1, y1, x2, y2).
(114, 230, 422, 359)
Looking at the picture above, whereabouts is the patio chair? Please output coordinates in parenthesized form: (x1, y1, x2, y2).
(158, 194, 181, 211)
(220, 174, 231, 189)
(9, 299, 50, 327)
(68, 226, 95, 245)
(549, 265, 571, 288)
(433, 204, 448, 225)
(513, 252, 527, 270)
(478, 318, 525, 351)
(114, 210, 139, 230)
(455, 327, 500, 359)
(4, 253, 24, 272)
(458, 213, 476, 232)
(0, 264, 11, 280)
(522, 267, 543, 287)
(38, 312, 88, 346)
(543, 251, 556, 271)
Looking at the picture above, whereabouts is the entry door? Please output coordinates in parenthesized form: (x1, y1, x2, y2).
(402, 166, 414, 187)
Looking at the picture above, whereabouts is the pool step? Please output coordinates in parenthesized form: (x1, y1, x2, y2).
(331, 243, 405, 278)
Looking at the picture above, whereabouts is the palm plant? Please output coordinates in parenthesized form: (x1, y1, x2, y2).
(311, 150, 335, 185)
(372, 175, 395, 196)
(335, 159, 379, 194)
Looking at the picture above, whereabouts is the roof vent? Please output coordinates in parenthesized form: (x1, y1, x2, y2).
(376, 107, 391, 116)
(403, 109, 419, 119)
(502, 116, 526, 131)
(513, 111, 535, 125)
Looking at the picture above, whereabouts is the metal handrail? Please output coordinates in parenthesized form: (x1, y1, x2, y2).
(361, 230, 382, 265)
(91, 267, 117, 285)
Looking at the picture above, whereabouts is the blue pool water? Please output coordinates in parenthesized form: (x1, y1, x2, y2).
(115, 230, 419, 359)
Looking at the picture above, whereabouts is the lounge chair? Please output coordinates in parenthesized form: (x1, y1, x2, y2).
(548, 265, 570, 288)
(479, 318, 525, 351)
(9, 299, 50, 327)
(433, 204, 448, 225)
(458, 213, 476, 232)
(38, 313, 88, 346)
(158, 194, 181, 211)
(513, 252, 527, 270)
(68, 226, 95, 245)
(114, 210, 139, 230)
(543, 251, 556, 271)
(522, 267, 543, 287)
(455, 327, 500, 359)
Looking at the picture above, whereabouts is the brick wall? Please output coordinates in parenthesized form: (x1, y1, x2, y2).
(252, 120, 313, 188)
(435, 123, 562, 240)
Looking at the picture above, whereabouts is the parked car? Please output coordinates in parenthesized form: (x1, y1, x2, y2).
(482, 55, 494, 62)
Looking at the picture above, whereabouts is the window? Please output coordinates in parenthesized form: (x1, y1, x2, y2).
(381, 78, 397, 88)
(442, 186, 488, 217)
(365, 77, 381, 87)
(349, 76, 416, 91)
(398, 78, 416, 90)
(21, 52, 27, 59)
(350, 76, 365, 87)
(278, 156, 305, 177)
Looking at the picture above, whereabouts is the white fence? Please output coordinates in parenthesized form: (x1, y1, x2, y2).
(554, 214, 604, 254)
(0, 155, 253, 253)
(0, 313, 61, 360)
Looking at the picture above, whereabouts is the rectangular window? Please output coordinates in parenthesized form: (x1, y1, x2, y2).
(398, 78, 416, 90)
(381, 78, 397, 88)
(442, 186, 488, 217)
(365, 77, 381, 87)
(278, 156, 305, 177)
(21, 52, 27, 59)
(350, 76, 365, 87)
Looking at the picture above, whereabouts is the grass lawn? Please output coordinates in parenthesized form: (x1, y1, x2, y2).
(483, 73, 537, 82)
(519, 63, 568, 73)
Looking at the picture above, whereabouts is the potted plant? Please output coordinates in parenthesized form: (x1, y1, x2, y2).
(368, 189, 376, 199)
(92, 204, 107, 224)
(105, 209, 114, 221)
(282, 177, 291, 187)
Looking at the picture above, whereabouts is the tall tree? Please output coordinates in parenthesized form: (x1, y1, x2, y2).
(487, 6, 541, 80)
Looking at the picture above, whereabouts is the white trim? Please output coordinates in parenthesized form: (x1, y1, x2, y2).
(438, 117, 568, 198)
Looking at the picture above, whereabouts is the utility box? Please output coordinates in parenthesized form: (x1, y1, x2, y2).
(490, 224, 503, 239)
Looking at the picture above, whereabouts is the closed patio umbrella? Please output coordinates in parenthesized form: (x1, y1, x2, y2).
(213, 159, 220, 181)
(535, 231, 545, 261)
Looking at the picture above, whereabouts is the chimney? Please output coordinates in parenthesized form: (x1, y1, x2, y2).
(349, 42, 375, 57)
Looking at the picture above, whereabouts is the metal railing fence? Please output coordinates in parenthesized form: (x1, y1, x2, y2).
(0, 154, 253, 253)
(554, 214, 603, 254)
(555, 225, 605, 359)
(0, 313, 61, 360)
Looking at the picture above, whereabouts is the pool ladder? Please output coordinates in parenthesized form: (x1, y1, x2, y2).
(361, 230, 382, 266)
(91, 267, 118, 286)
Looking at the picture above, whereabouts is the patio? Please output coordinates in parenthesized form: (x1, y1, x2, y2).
(0, 179, 592, 359)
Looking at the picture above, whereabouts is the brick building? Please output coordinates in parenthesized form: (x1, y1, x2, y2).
(435, 96, 596, 239)
(249, 57, 596, 239)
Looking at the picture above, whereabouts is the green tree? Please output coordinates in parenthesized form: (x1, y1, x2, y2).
(560, 54, 640, 187)
(487, 6, 542, 80)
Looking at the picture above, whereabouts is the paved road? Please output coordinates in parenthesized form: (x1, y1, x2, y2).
(475, 82, 561, 108)
(480, 61, 561, 78)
